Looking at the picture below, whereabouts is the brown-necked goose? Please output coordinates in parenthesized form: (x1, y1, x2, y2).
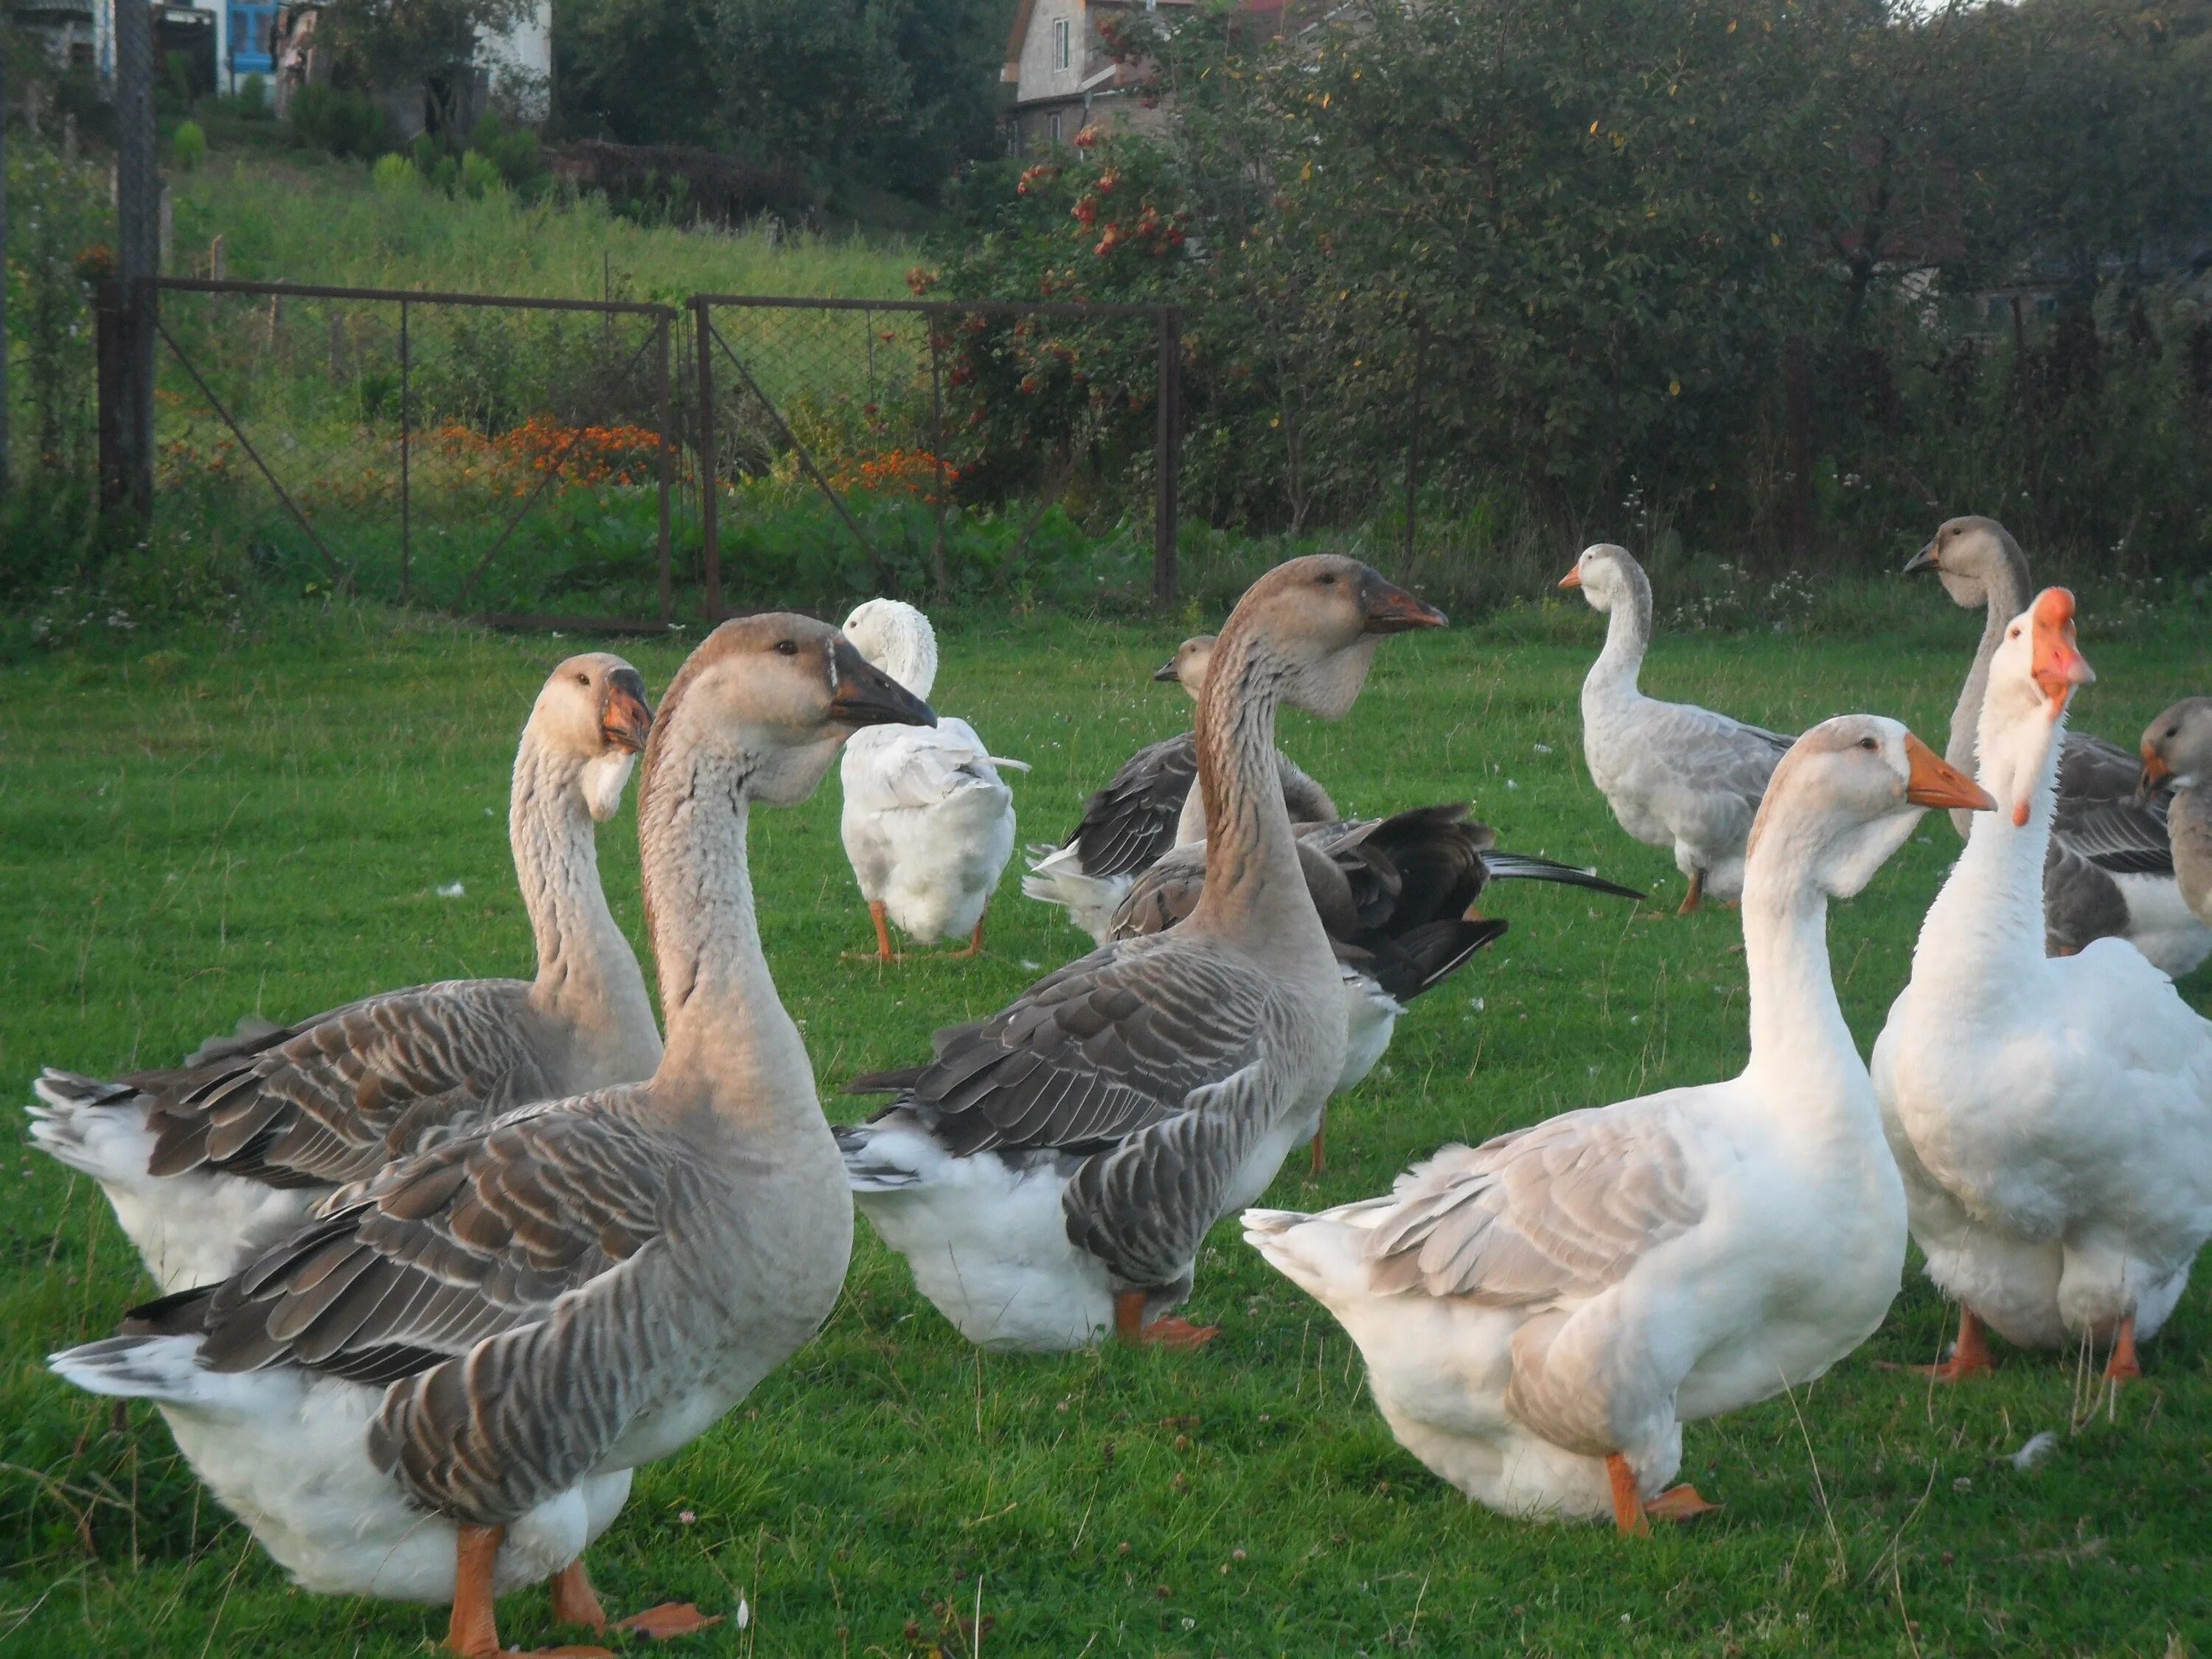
(1110, 805, 1641, 1169)
(27, 655, 661, 1293)
(1020, 633, 1338, 942)
(1905, 515, 2211, 975)
(2140, 699, 2212, 932)
(49, 616, 935, 1658)
(1561, 545, 1795, 914)
(840, 557, 1444, 1352)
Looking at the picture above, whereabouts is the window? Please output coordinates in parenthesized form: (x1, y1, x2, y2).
(1053, 17, 1071, 71)
(1048, 112, 1063, 145)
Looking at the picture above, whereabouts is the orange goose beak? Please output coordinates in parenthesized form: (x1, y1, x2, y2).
(2139, 747, 2171, 801)
(1360, 577, 1447, 634)
(1902, 733, 1994, 813)
(599, 669, 655, 754)
(2029, 587, 2094, 714)
(1557, 566, 1583, 589)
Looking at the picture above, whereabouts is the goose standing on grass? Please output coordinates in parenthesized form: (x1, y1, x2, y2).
(1874, 589, 2212, 1384)
(839, 557, 1444, 1353)
(838, 599, 1027, 962)
(2140, 699, 2212, 930)
(27, 655, 661, 1293)
(1905, 515, 2210, 975)
(1247, 717, 1991, 1530)
(1562, 544, 1793, 914)
(1022, 634, 1338, 943)
(48, 617, 936, 1658)
(1110, 805, 1642, 1169)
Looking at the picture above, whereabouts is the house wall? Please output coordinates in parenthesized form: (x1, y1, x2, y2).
(479, 0, 552, 119)
(1014, 0, 1090, 106)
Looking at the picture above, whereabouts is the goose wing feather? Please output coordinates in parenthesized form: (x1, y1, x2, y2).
(866, 939, 1266, 1156)
(128, 980, 550, 1190)
(846, 716, 1010, 812)
(1639, 701, 1793, 809)
(1363, 1100, 1707, 1307)
(1067, 734, 1200, 880)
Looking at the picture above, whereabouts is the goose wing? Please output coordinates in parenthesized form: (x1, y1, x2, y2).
(855, 938, 1268, 1156)
(1065, 733, 1200, 880)
(1643, 702, 1792, 810)
(1361, 1101, 1706, 1307)
(128, 980, 552, 1190)
(846, 716, 1016, 813)
(2049, 730, 2175, 877)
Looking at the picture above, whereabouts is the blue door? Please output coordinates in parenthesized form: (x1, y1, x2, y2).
(229, 1, 274, 73)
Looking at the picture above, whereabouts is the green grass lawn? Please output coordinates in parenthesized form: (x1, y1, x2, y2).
(1, 600, 2207, 1656)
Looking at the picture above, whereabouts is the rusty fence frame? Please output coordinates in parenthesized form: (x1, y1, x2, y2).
(689, 293, 1182, 617)
(146, 276, 681, 635)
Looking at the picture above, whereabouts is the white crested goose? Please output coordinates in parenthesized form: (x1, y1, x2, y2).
(1021, 634, 1338, 943)
(1874, 590, 2212, 1384)
(1248, 717, 1991, 1529)
(838, 598, 1028, 961)
(48, 616, 936, 1658)
(1110, 805, 1642, 1169)
(2140, 699, 2212, 931)
(1562, 544, 1794, 913)
(838, 557, 1445, 1353)
(27, 655, 662, 1293)
(1905, 515, 2210, 975)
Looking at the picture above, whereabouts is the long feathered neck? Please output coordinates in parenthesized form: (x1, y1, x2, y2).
(1186, 619, 1315, 943)
(1918, 695, 2062, 990)
(1585, 568, 1652, 699)
(637, 739, 813, 1117)
(1944, 546, 2031, 785)
(1738, 827, 1859, 1104)
(512, 728, 654, 1048)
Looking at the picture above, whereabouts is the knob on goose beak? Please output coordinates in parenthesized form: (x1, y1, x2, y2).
(1901, 540, 1940, 575)
(599, 669, 655, 754)
(1557, 566, 1583, 589)
(2139, 747, 2171, 803)
(2028, 587, 2094, 714)
(1360, 574, 1447, 634)
(828, 639, 938, 730)
(1902, 732, 1995, 813)
(1152, 658, 1182, 684)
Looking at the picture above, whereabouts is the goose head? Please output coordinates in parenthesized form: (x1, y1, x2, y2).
(1902, 515, 2029, 613)
(1747, 715, 1993, 899)
(1223, 555, 1444, 720)
(644, 615, 936, 808)
(1557, 543, 1648, 616)
(840, 598, 939, 700)
(528, 653, 656, 822)
(1153, 634, 1217, 703)
(2140, 698, 2212, 799)
(1978, 586, 2095, 826)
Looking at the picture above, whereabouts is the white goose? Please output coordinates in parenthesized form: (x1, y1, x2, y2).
(49, 616, 936, 1658)
(838, 599, 1027, 961)
(1248, 717, 1990, 1529)
(1562, 544, 1794, 913)
(27, 655, 661, 1292)
(1022, 634, 1338, 943)
(1874, 588, 2212, 1383)
(839, 557, 1444, 1353)
(2140, 699, 2212, 931)
(1905, 515, 2211, 975)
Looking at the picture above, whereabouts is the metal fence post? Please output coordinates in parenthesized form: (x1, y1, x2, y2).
(1404, 311, 1427, 566)
(399, 298, 411, 604)
(95, 280, 125, 506)
(1155, 305, 1180, 607)
(1784, 333, 1812, 562)
(695, 298, 721, 619)
(928, 308, 950, 597)
(655, 309, 673, 625)
(114, 0, 158, 521)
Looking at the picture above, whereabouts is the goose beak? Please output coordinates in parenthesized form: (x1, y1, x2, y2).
(1360, 576, 1447, 633)
(1902, 541, 1939, 575)
(599, 670, 655, 754)
(1557, 566, 1583, 589)
(2139, 748, 2171, 802)
(829, 639, 937, 730)
(2028, 587, 2094, 713)
(1152, 658, 1181, 684)
(1902, 733, 1994, 813)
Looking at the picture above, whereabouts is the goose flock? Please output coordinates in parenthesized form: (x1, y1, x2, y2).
(27, 527, 2211, 1653)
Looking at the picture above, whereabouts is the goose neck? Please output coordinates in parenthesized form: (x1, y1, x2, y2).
(1737, 849, 1860, 1102)
(1186, 625, 1318, 942)
(512, 731, 655, 1048)
(638, 745, 814, 1116)
(1946, 554, 2032, 779)
(1586, 587, 1649, 699)
(1920, 709, 2060, 982)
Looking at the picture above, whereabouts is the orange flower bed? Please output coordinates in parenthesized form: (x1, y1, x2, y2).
(431, 417, 667, 493)
(827, 447, 959, 504)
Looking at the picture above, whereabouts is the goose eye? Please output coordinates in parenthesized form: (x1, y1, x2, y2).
(1859, 737, 1878, 751)
(1316, 573, 1335, 586)
(775, 639, 798, 656)
(575, 672, 591, 686)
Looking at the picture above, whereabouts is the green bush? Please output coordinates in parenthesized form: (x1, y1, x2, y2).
(288, 84, 388, 160)
(172, 119, 207, 172)
(370, 151, 417, 195)
(458, 150, 505, 200)
(467, 111, 546, 192)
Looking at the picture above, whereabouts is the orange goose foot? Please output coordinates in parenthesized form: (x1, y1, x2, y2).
(1113, 1291, 1220, 1350)
(2104, 1315, 2142, 1383)
(1605, 1455, 1721, 1534)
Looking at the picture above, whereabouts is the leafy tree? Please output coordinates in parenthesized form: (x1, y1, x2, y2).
(321, 0, 535, 140)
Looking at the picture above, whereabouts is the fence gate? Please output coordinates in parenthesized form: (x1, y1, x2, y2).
(691, 294, 1181, 614)
(148, 277, 679, 632)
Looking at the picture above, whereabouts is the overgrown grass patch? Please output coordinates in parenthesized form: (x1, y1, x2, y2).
(1, 606, 2206, 1655)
